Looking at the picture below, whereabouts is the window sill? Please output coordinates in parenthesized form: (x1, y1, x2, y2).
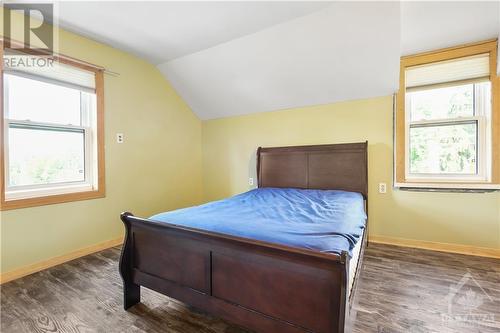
(0, 189, 105, 211)
(394, 182, 500, 193)
(5, 183, 95, 200)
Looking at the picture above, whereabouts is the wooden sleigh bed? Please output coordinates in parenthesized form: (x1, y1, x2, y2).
(119, 142, 368, 333)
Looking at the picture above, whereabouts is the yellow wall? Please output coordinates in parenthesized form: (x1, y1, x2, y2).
(0, 12, 203, 273)
(1, 8, 499, 276)
(202, 96, 500, 249)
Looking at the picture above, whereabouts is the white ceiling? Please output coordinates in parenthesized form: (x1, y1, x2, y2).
(159, 1, 401, 119)
(53, 1, 330, 64)
(46, 1, 500, 119)
(401, 1, 499, 56)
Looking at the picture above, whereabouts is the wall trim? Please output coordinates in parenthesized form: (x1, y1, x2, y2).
(0, 237, 124, 284)
(369, 235, 500, 259)
(2, 235, 498, 284)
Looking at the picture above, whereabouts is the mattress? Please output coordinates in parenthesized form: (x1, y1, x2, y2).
(151, 187, 366, 257)
(349, 227, 364, 297)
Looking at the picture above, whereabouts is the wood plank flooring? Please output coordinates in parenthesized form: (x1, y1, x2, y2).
(1, 243, 499, 333)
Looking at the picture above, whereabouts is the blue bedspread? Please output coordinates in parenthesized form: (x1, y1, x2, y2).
(150, 188, 366, 257)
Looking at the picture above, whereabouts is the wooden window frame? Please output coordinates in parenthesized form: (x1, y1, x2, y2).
(0, 41, 105, 210)
(395, 39, 499, 189)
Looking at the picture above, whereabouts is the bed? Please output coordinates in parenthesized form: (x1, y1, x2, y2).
(119, 142, 368, 333)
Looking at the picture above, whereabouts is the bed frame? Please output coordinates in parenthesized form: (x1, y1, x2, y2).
(119, 142, 368, 333)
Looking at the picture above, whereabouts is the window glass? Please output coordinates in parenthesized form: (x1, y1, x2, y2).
(408, 83, 475, 122)
(8, 126, 85, 186)
(5, 74, 82, 125)
(409, 122, 477, 174)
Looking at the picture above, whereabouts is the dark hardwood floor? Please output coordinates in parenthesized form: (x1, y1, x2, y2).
(1, 243, 499, 333)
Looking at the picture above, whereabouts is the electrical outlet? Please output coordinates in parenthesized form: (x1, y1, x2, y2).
(378, 182, 387, 194)
(116, 133, 124, 144)
(248, 178, 254, 186)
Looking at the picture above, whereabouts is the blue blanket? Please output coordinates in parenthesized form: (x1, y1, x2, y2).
(151, 187, 366, 256)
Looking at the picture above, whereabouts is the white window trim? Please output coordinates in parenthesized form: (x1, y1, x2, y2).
(3, 72, 98, 201)
(403, 82, 492, 184)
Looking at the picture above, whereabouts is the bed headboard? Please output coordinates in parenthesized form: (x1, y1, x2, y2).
(257, 142, 368, 199)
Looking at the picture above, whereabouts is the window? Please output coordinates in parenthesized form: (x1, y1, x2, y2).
(1, 47, 105, 210)
(395, 40, 499, 189)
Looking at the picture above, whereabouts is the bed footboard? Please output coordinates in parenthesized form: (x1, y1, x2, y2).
(119, 212, 354, 333)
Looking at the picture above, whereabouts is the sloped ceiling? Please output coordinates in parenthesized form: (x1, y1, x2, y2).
(159, 1, 499, 119)
(51, 1, 331, 64)
(400, 1, 499, 55)
(159, 2, 401, 119)
(45, 1, 500, 119)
